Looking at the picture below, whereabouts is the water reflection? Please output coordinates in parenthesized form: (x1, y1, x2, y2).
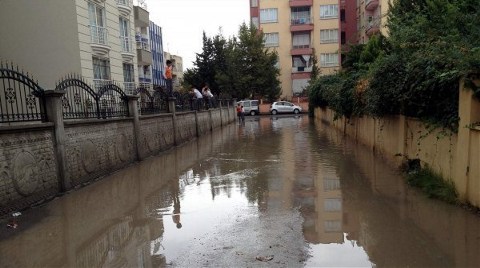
(1, 116, 480, 267)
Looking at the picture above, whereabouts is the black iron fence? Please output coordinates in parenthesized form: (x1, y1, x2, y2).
(56, 76, 129, 119)
(0, 63, 235, 123)
(0, 63, 46, 123)
(137, 86, 168, 115)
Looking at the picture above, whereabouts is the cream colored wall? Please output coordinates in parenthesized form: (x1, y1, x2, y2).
(380, 0, 390, 37)
(314, 79, 480, 207)
(260, 0, 342, 99)
(260, 0, 292, 99)
(75, 0, 138, 86)
(0, 0, 82, 88)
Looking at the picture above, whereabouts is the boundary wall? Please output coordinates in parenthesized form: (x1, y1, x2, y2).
(0, 97, 236, 216)
(314, 77, 480, 207)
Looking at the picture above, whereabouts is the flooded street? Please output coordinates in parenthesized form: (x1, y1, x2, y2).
(1, 116, 480, 267)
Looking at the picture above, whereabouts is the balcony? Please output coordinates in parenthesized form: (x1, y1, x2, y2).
(290, 17, 314, 32)
(291, 46, 313, 55)
(365, 0, 379, 11)
(119, 36, 135, 62)
(366, 17, 380, 36)
(291, 66, 312, 73)
(116, 0, 132, 16)
(123, 82, 135, 94)
(289, 0, 313, 7)
(134, 5, 149, 28)
(90, 25, 110, 56)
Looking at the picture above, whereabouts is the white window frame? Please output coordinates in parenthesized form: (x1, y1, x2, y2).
(320, 29, 338, 44)
(264, 32, 279, 47)
(93, 57, 111, 80)
(320, 4, 338, 19)
(260, 8, 278, 23)
(250, 0, 258, 7)
(292, 32, 310, 49)
(320, 53, 339, 67)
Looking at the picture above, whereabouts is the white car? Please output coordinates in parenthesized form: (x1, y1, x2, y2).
(270, 101, 302, 115)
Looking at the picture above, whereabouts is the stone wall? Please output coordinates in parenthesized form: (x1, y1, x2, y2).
(0, 125, 59, 215)
(0, 98, 236, 216)
(64, 120, 136, 187)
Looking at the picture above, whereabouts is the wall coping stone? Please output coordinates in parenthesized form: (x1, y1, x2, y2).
(64, 117, 134, 127)
(0, 122, 54, 132)
(139, 113, 173, 120)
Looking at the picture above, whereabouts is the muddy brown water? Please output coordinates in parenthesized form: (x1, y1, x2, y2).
(1, 115, 480, 267)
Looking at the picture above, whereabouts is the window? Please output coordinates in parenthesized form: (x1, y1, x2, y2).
(251, 17, 260, 29)
(341, 31, 346, 44)
(264, 32, 279, 47)
(324, 220, 342, 232)
(320, 29, 338, 44)
(123, 63, 134, 82)
(88, 2, 107, 44)
(340, 9, 346, 22)
(250, 0, 258, 7)
(324, 198, 342, 212)
(119, 17, 131, 52)
(292, 55, 312, 68)
(320, 53, 339, 67)
(320, 5, 338, 19)
(93, 57, 110, 80)
(292, 32, 310, 48)
(260, 8, 278, 23)
(291, 6, 311, 24)
(324, 178, 340, 191)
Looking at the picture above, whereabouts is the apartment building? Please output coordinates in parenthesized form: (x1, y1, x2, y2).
(250, 0, 362, 99)
(357, 0, 389, 44)
(149, 21, 166, 88)
(251, 0, 353, 99)
(0, 0, 144, 92)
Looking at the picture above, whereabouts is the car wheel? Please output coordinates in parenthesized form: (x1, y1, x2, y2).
(294, 109, 300, 114)
(250, 110, 256, 116)
(271, 110, 278, 115)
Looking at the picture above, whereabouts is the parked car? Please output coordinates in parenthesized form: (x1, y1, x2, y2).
(270, 101, 302, 115)
(238, 100, 260, 115)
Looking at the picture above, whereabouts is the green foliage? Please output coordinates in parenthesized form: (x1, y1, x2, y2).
(309, 0, 480, 131)
(184, 24, 281, 100)
(407, 166, 458, 204)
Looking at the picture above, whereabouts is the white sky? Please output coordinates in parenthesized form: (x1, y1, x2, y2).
(145, 0, 251, 70)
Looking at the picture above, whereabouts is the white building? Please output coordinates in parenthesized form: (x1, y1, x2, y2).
(0, 0, 141, 92)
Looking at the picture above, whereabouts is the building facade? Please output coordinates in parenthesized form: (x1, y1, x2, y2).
(251, 0, 356, 99)
(149, 21, 166, 88)
(134, 5, 152, 90)
(0, 0, 142, 92)
(356, 0, 389, 44)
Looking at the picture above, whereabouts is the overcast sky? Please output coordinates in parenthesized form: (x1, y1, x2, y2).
(145, 0, 251, 70)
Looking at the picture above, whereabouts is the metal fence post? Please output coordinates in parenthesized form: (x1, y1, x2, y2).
(44, 90, 70, 191)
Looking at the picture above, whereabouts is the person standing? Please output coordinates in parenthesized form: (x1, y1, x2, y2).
(191, 86, 203, 110)
(165, 60, 173, 96)
(202, 83, 214, 109)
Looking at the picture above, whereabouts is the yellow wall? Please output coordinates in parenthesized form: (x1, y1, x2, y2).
(314, 78, 480, 207)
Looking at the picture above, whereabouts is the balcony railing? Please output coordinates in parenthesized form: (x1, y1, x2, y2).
(116, 0, 132, 7)
(93, 79, 112, 91)
(90, 25, 109, 45)
(119, 36, 133, 53)
(291, 16, 311, 25)
(138, 82, 152, 91)
(292, 44, 310, 49)
(135, 34, 150, 51)
(123, 82, 135, 94)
